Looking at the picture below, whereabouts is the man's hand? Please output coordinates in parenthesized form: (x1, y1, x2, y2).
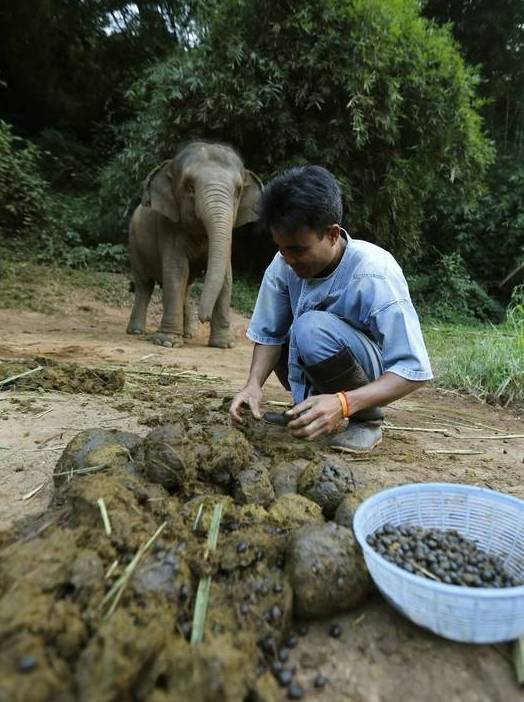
(286, 394, 342, 440)
(229, 383, 263, 424)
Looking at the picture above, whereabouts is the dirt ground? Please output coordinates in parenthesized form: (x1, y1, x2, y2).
(0, 291, 523, 702)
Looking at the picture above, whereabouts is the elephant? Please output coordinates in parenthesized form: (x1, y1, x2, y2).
(126, 142, 263, 348)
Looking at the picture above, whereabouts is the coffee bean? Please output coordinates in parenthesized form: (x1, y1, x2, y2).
(236, 542, 248, 553)
(297, 624, 309, 636)
(314, 673, 328, 688)
(18, 656, 37, 673)
(286, 634, 298, 649)
(276, 668, 294, 687)
(287, 682, 304, 699)
(328, 623, 342, 638)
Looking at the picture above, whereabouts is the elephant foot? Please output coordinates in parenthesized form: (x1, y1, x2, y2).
(127, 326, 144, 336)
(152, 332, 184, 348)
(208, 335, 235, 349)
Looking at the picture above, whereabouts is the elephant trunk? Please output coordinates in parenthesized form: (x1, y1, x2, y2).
(198, 186, 235, 322)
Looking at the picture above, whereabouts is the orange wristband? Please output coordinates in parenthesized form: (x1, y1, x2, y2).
(336, 392, 349, 418)
(344, 391, 352, 418)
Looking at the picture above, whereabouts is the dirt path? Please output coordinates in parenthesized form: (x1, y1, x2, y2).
(0, 296, 523, 701)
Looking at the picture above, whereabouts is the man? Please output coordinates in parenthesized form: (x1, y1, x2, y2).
(229, 166, 432, 452)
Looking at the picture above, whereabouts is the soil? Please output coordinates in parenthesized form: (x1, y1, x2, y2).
(0, 292, 523, 702)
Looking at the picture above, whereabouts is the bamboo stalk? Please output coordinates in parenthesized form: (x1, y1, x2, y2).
(102, 521, 167, 618)
(0, 365, 44, 388)
(191, 503, 224, 645)
(514, 637, 524, 685)
(97, 498, 112, 536)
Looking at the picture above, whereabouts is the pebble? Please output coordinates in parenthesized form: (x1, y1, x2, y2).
(328, 623, 342, 638)
(236, 542, 248, 554)
(314, 673, 328, 688)
(287, 682, 304, 699)
(297, 624, 309, 636)
(18, 655, 38, 673)
(367, 524, 523, 588)
(278, 647, 290, 662)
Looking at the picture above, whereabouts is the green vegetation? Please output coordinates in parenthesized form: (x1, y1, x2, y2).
(101, 0, 492, 256)
(425, 289, 524, 407)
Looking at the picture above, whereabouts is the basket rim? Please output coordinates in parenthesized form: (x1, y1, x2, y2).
(353, 482, 524, 600)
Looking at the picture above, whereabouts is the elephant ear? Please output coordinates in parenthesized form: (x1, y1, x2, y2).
(141, 160, 180, 223)
(235, 170, 263, 228)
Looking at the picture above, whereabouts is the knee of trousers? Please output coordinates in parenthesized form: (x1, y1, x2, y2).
(293, 310, 341, 366)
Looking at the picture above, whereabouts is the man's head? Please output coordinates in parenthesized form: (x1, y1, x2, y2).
(259, 165, 344, 278)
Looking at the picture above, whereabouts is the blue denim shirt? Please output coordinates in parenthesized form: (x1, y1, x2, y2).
(247, 234, 433, 392)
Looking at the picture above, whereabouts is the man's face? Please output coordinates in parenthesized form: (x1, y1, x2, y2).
(272, 225, 340, 278)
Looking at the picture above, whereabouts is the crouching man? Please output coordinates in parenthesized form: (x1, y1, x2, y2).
(229, 166, 433, 452)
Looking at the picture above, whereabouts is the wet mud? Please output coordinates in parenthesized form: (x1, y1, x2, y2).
(0, 414, 374, 702)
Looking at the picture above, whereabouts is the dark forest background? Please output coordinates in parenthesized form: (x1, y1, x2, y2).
(1, 0, 523, 322)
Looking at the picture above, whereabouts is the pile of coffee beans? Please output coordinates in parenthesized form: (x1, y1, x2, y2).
(367, 524, 523, 588)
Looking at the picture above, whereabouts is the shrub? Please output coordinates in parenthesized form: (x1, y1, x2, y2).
(408, 252, 504, 322)
(0, 120, 50, 238)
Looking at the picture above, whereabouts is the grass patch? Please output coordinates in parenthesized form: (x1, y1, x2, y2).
(424, 304, 523, 408)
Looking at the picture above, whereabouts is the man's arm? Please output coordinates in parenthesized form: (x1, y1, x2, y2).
(287, 372, 425, 440)
(229, 343, 283, 423)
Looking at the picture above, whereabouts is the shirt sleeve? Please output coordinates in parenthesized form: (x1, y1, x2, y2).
(356, 266, 433, 381)
(247, 255, 293, 345)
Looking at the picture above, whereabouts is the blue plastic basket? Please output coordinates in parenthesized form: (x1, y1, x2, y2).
(353, 483, 524, 643)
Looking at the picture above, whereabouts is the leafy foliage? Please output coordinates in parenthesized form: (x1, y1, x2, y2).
(100, 0, 493, 257)
(423, 156, 524, 290)
(408, 252, 504, 323)
(0, 120, 50, 237)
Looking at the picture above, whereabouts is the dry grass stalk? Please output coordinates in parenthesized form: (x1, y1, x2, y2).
(384, 424, 450, 435)
(102, 521, 167, 618)
(35, 407, 54, 419)
(52, 463, 108, 480)
(0, 365, 44, 388)
(22, 480, 48, 501)
(266, 400, 293, 408)
(191, 502, 224, 645)
(456, 433, 524, 440)
(329, 447, 372, 460)
(0, 443, 10, 450)
(409, 560, 441, 582)
(105, 559, 119, 580)
(424, 449, 486, 455)
(97, 498, 112, 536)
(192, 503, 204, 531)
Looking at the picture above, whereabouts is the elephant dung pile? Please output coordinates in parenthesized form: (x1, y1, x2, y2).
(0, 420, 373, 702)
(0, 359, 125, 395)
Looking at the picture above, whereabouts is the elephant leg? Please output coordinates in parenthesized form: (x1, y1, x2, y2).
(183, 284, 196, 339)
(209, 263, 234, 348)
(152, 257, 188, 348)
(127, 278, 154, 335)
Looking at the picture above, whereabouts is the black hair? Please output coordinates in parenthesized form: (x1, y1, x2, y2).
(258, 165, 342, 237)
